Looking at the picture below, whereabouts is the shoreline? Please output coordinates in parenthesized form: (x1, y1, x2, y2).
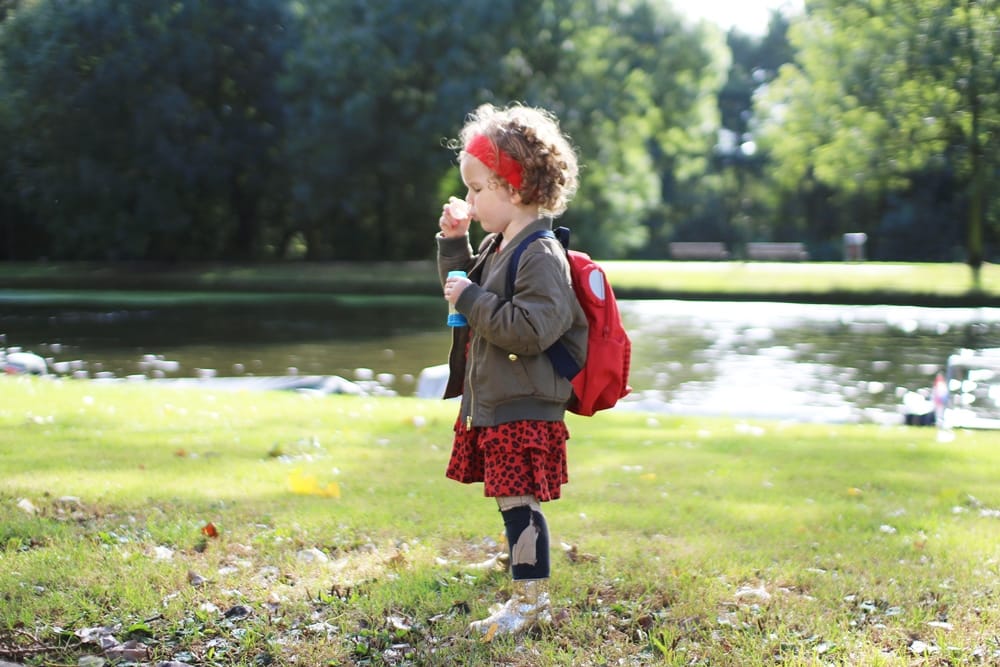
(2, 259, 1000, 307)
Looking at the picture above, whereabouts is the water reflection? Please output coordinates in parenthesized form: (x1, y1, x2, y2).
(624, 301, 1000, 423)
(0, 296, 447, 391)
(3, 298, 1000, 423)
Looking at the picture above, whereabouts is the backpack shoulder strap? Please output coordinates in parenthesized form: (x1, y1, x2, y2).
(553, 226, 570, 249)
(506, 229, 556, 298)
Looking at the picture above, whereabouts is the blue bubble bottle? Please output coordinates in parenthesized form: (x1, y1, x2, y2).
(447, 270, 468, 327)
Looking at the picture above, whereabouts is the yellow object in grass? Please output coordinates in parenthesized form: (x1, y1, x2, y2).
(288, 469, 341, 498)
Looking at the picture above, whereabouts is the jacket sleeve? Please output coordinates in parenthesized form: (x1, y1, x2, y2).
(456, 240, 575, 356)
(436, 233, 474, 286)
(436, 233, 500, 285)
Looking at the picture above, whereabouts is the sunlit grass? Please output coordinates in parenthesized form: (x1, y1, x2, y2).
(602, 260, 1000, 298)
(4, 377, 1000, 665)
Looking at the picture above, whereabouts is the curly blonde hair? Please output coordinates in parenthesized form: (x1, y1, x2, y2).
(454, 103, 579, 217)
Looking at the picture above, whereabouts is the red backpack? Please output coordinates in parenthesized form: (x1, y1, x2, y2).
(508, 227, 632, 415)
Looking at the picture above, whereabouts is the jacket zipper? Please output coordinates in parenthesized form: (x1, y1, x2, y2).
(466, 335, 478, 429)
(463, 236, 500, 430)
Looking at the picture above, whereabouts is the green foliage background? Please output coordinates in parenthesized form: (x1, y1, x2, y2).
(0, 0, 997, 265)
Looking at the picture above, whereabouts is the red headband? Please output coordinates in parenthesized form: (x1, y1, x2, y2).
(464, 134, 524, 190)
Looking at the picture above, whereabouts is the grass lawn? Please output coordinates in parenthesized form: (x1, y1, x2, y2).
(603, 260, 1000, 303)
(4, 378, 1000, 665)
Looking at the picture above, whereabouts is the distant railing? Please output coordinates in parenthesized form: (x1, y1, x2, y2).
(669, 242, 731, 260)
(668, 241, 810, 261)
(745, 242, 810, 261)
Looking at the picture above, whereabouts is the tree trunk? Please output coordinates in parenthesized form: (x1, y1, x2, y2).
(228, 181, 259, 260)
(964, 0, 984, 290)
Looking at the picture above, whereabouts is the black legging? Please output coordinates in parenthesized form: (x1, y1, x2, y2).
(500, 502, 550, 580)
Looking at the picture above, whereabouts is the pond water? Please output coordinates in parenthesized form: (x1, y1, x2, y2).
(3, 296, 1000, 424)
(624, 300, 1000, 424)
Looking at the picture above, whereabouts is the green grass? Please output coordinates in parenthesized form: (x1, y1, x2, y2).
(2, 260, 1000, 304)
(4, 377, 1000, 665)
(603, 260, 1000, 301)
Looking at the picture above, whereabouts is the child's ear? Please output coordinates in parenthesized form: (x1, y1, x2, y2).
(508, 187, 523, 204)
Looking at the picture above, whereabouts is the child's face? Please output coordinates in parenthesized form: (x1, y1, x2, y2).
(460, 153, 518, 236)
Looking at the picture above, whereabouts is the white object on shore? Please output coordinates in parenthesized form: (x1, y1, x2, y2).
(3, 351, 47, 375)
(416, 363, 450, 399)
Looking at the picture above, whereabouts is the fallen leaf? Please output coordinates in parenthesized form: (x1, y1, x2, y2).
(734, 585, 771, 602)
(16, 498, 37, 515)
(223, 604, 253, 620)
(105, 639, 149, 661)
(201, 522, 219, 538)
(387, 614, 412, 632)
(305, 621, 337, 636)
(466, 553, 508, 570)
(297, 547, 330, 563)
(561, 543, 598, 564)
(75, 626, 117, 644)
(481, 623, 499, 643)
(910, 640, 939, 655)
(152, 546, 174, 560)
(927, 620, 953, 630)
(228, 542, 254, 556)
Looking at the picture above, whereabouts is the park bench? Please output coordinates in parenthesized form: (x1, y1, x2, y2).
(746, 242, 809, 261)
(669, 241, 730, 260)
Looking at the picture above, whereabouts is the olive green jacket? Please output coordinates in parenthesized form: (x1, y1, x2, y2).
(436, 219, 588, 427)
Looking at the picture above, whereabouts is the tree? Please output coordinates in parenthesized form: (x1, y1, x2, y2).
(0, 0, 293, 260)
(757, 0, 1000, 278)
(0, 0, 19, 22)
(704, 12, 795, 251)
(1, 0, 736, 262)
(281, 0, 728, 261)
(500, 0, 730, 257)
(282, 0, 523, 260)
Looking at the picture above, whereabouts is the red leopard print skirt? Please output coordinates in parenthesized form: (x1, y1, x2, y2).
(446, 418, 569, 501)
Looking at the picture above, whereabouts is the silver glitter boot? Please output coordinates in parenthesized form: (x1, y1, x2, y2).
(469, 579, 552, 638)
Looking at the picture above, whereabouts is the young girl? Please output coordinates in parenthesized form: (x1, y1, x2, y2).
(436, 103, 587, 637)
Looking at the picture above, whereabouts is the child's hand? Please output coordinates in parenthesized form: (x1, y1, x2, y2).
(438, 196, 471, 238)
(444, 272, 471, 306)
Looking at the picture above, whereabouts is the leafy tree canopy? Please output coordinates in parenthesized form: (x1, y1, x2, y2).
(756, 0, 999, 270)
